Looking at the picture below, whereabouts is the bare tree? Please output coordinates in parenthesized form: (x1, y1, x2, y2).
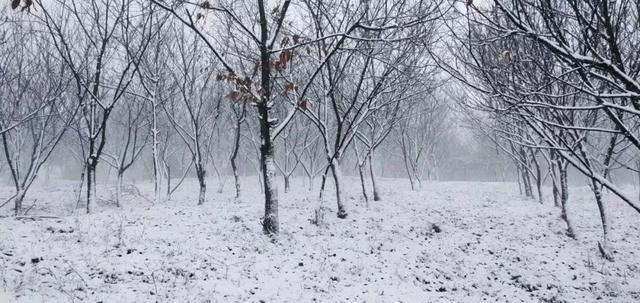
(440, 2, 640, 260)
(397, 94, 449, 191)
(38, 0, 154, 213)
(101, 97, 150, 206)
(0, 17, 77, 215)
(228, 100, 247, 199)
(163, 26, 223, 205)
(150, 0, 443, 232)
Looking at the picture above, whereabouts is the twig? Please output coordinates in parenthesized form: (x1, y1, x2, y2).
(0, 194, 17, 209)
(15, 215, 61, 221)
(23, 199, 38, 216)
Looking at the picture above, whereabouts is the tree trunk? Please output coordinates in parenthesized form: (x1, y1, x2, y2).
(261, 152, 279, 234)
(152, 107, 161, 204)
(14, 189, 25, 216)
(369, 154, 380, 201)
(230, 119, 241, 199)
(330, 157, 347, 219)
(590, 178, 614, 261)
(532, 154, 543, 204)
(196, 165, 206, 205)
(519, 148, 533, 198)
(319, 165, 330, 202)
(116, 171, 123, 208)
(93, 167, 98, 204)
(550, 155, 560, 207)
(558, 161, 576, 239)
(307, 173, 314, 191)
(516, 163, 523, 195)
(283, 175, 290, 193)
(522, 168, 533, 198)
(165, 163, 172, 199)
(551, 174, 560, 207)
(358, 164, 369, 206)
(258, 0, 278, 235)
(400, 134, 415, 191)
(86, 162, 96, 214)
(406, 165, 416, 191)
(232, 162, 241, 199)
(76, 162, 87, 210)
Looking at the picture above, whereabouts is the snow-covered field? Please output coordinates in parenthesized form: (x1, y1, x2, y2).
(1, 177, 639, 302)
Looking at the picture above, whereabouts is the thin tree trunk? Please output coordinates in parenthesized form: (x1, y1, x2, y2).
(2, 133, 22, 216)
(151, 106, 160, 204)
(551, 171, 560, 207)
(196, 165, 206, 205)
(319, 165, 330, 202)
(307, 173, 314, 191)
(165, 163, 172, 199)
(358, 164, 369, 206)
(76, 162, 87, 210)
(593, 133, 619, 261)
(330, 157, 347, 219)
(14, 189, 25, 216)
(116, 171, 123, 207)
(550, 154, 560, 207)
(369, 154, 380, 201)
(230, 117, 242, 199)
(519, 148, 533, 198)
(590, 178, 613, 261)
(531, 152, 543, 204)
(92, 168, 97, 206)
(522, 167, 533, 198)
(558, 161, 576, 239)
(283, 175, 290, 193)
(232, 162, 241, 199)
(516, 163, 523, 195)
(400, 133, 415, 191)
(86, 163, 95, 214)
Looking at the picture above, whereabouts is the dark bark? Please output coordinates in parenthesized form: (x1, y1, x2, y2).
(258, 0, 278, 235)
(86, 161, 95, 214)
(116, 171, 124, 207)
(230, 105, 244, 199)
(369, 154, 380, 201)
(550, 153, 560, 207)
(358, 164, 369, 206)
(283, 175, 290, 193)
(590, 178, 613, 261)
(14, 190, 25, 217)
(531, 151, 543, 204)
(330, 157, 347, 219)
(558, 160, 576, 239)
(195, 164, 206, 205)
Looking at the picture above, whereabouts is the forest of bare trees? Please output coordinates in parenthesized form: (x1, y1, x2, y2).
(1, 0, 639, 262)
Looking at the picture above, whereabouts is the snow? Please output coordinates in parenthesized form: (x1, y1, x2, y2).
(1, 178, 639, 302)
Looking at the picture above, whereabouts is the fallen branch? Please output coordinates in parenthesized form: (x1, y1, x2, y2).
(15, 215, 61, 221)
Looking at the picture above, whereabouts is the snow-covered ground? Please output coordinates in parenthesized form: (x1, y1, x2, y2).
(1, 177, 639, 302)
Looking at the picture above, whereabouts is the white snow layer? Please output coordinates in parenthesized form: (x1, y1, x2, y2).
(0, 178, 639, 302)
